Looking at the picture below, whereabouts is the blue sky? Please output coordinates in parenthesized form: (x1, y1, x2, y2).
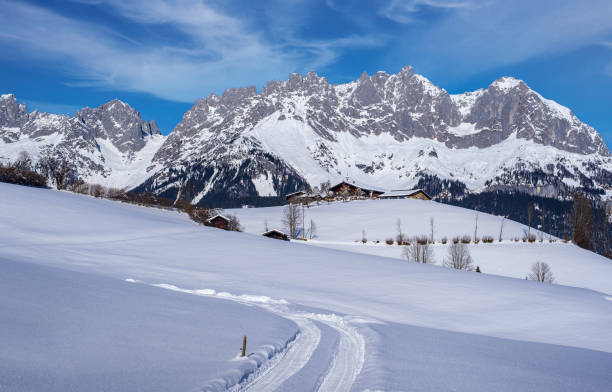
(1, 0, 611, 147)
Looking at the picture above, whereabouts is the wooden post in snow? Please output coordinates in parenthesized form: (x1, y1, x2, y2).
(241, 335, 247, 357)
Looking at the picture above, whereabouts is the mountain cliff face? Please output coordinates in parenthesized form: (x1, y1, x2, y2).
(138, 66, 611, 203)
(1, 65, 611, 204)
(0, 95, 163, 189)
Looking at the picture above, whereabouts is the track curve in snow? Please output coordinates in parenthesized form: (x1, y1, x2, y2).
(129, 279, 368, 392)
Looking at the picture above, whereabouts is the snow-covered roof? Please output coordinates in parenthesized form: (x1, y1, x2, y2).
(380, 189, 430, 198)
(285, 191, 306, 198)
(261, 229, 288, 236)
(207, 214, 230, 222)
(330, 180, 386, 194)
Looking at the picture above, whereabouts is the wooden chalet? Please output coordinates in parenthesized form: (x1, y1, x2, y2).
(329, 180, 385, 198)
(285, 191, 306, 204)
(379, 189, 431, 200)
(207, 214, 230, 230)
(262, 229, 290, 241)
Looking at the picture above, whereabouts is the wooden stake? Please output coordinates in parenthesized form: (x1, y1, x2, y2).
(241, 335, 247, 357)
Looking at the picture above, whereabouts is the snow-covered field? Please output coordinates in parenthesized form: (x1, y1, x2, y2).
(2, 183, 612, 391)
(229, 199, 612, 295)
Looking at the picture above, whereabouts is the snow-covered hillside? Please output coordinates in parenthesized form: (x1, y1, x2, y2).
(1, 183, 611, 391)
(229, 198, 612, 295)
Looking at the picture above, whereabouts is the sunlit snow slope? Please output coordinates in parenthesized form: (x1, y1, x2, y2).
(229, 199, 612, 295)
(1, 183, 611, 391)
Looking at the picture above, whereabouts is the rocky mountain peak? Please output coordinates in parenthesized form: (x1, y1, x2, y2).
(75, 99, 159, 153)
(0, 94, 29, 128)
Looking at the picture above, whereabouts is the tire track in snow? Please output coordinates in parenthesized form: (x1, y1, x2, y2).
(239, 316, 320, 392)
(128, 279, 366, 392)
(313, 315, 365, 392)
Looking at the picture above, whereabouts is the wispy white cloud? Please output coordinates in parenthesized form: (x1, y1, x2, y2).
(0, 0, 380, 102)
(380, 0, 472, 24)
(377, 0, 612, 77)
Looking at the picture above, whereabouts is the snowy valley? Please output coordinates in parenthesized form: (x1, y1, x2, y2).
(1, 182, 611, 391)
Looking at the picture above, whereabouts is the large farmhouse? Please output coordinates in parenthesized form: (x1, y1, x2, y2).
(379, 189, 431, 200)
(329, 181, 385, 198)
(285, 179, 431, 204)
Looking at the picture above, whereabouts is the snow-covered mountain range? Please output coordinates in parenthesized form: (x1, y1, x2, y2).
(1, 65, 611, 202)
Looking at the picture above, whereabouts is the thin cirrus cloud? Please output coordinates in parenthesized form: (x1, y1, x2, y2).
(0, 0, 382, 102)
(380, 0, 472, 23)
(377, 0, 612, 77)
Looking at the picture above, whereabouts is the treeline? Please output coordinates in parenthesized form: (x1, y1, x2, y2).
(446, 190, 611, 259)
(0, 150, 242, 232)
(0, 152, 47, 187)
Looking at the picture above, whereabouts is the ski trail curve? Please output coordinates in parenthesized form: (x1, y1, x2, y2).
(240, 316, 321, 392)
(129, 279, 367, 392)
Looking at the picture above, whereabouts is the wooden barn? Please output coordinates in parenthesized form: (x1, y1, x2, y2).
(379, 189, 431, 200)
(262, 229, 290, 241)
(207, 214, 230, 230)
(329, 180, 385, 199)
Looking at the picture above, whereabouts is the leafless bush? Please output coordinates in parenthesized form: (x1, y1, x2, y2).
(473, 237, 480, 244)
(452, 236, 459, 244)
(189, 207, 217, 225)
(402, 240, 434, 264)
(461, 235, 471, 244)
(385, 238, 394, 245)
(441, 236, 448, 244)
(361, 230, 367, 244)
(226, 215, 243, 232)
(444, 243, 474, 271)
(527, 261, 555, 283)
(482, 235, 494, 243)
(0, 162, 47, 188)
(415, 235, 429, 245)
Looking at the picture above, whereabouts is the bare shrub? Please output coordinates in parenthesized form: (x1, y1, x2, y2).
(444, 243, 474, 271)
(189, 207, 217, 225)
(402, 241, 434, 264)
(0, 161, 47, 188)
(441, 236, 448, 244)
(452, 236, 459, 244)
(527, 261, 555, 283)
(473, 237, 480, 244)
(361, 230, 367, 244)
(460, 235, 471, 244)
(385, 238, 394, 245)
(482, 235, 494, 243)
(415, 235, 429, 245)
(514, 237, 519, 242)
(226, 215, 243, 232)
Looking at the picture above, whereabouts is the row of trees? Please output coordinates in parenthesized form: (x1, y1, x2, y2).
(402, 240, 555, 283)
(0, 151, 47, 187)
(0, 150, 244, 232)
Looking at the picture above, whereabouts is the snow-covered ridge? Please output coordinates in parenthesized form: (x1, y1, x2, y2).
(0, 94, 165, 189)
